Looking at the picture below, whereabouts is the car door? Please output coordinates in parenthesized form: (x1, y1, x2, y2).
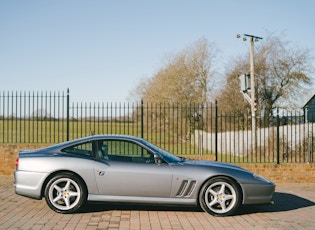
(94, 139, 173, 198)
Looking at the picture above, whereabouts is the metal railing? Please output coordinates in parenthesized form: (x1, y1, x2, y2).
(0, 89, 314, 163)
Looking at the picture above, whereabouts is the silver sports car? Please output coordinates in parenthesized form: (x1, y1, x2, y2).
(14, 135, 275, 216)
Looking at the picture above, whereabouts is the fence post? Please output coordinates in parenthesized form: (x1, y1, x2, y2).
(276, 108, 280, 164)
(141, 99, 144, 139)
(215, 100, 218, 161)
(66, 88, 70, 141)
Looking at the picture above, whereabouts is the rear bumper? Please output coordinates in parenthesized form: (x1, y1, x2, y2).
(242, 183, 275, 205)
(14, 170, 49, 200)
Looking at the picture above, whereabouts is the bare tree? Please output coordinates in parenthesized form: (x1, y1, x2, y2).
(256, 35, 313, 116)
(129, 38, 219, 139)
(131, 37, 218, 105)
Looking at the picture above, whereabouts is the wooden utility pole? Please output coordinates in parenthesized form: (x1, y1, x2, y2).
(249, 35, 257, 154)
(237, 34, 262, 154)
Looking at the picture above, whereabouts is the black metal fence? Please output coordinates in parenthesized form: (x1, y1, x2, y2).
(1, 89, 314, 164)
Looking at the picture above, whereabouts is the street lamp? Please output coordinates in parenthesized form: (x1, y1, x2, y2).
(237, 34, 263, 154)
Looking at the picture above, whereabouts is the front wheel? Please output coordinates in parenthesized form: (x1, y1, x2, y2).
(199, 177, 242, 216)
(44, 173, 87, 214)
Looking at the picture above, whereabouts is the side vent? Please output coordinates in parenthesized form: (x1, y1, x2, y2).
(176, 180, 188, 196)
(176, 180, 196, 197)
(183, 180, 196, 197)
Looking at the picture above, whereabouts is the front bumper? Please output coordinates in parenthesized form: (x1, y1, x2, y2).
(241, 182, 275, 205)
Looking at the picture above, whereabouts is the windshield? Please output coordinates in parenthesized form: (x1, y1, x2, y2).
(142, 140, 182, 163)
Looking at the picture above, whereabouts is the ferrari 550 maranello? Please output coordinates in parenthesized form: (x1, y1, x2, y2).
(14, 135, 275, 216)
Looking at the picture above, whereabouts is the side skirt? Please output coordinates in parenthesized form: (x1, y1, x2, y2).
(88, 194, 197, 206)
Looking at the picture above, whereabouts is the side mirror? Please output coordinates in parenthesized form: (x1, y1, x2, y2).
(154, 154, 162, 165)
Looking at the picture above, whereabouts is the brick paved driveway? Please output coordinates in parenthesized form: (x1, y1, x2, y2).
(1, 175, 315, 230)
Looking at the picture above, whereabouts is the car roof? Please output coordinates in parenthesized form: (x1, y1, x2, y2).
(49, 134, 144, 149)
(83, 134, 144, 141)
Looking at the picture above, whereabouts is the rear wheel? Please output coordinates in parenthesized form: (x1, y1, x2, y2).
(44, 173, 87, 214)
(199, 177, 242, 216)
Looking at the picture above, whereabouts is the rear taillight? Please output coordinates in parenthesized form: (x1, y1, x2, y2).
(15, 158, 19, 168)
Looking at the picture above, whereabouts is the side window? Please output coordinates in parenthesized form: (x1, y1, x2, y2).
(62, 141, 94, 157)
(103, 140, 154, 163)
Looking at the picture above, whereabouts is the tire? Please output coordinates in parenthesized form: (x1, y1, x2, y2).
(44, 173, 87, 214)
(199, 177, 242, 216)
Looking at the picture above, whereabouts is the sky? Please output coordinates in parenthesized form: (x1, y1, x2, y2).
(1, 0, 315, 103)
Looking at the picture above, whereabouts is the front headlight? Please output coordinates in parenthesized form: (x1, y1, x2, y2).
(253, 173, 271, 183)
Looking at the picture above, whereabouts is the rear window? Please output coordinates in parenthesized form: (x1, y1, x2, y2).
(62, 141, 94, 157)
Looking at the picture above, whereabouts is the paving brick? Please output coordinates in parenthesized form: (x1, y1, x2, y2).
(1, 176, 315, 229)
